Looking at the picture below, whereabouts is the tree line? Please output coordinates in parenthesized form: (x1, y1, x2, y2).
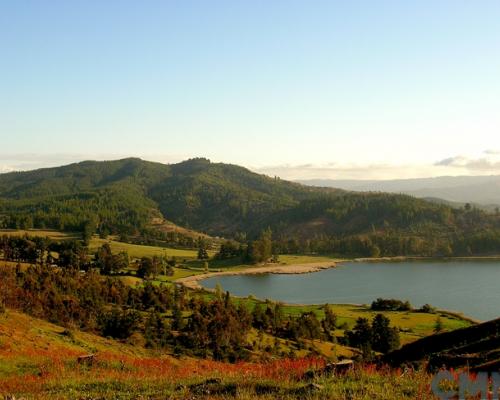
(213, 225, 500, 265)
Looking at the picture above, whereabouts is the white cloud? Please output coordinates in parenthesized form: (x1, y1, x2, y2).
(256, 150, 500, 180)
(434, 151, 500, 172)
(254, 163, 459, 180)
(434, 156, 469, 167)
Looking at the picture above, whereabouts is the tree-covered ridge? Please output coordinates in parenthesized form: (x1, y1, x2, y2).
(0, 158, 166, 235)
(1, 157, 500, 256)
(0, 158, 167, 198)
(148, 158, 333, 234)
(0, 157, 328, 235)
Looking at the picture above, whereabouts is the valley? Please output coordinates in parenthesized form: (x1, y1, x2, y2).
(3, 3, 499, 397)
(1, 160, 499, 399)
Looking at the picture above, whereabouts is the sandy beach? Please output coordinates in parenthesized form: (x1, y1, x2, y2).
(176, 261, 341, 290)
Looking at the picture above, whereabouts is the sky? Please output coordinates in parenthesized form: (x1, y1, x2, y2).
(1, 1, 500, 180)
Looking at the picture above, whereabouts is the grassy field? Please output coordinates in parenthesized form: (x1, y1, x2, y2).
(0, 229, 79, 240)
(88, 237, 206, 260)
(118, 267, 207, 287)
(0, 260, 33, 271)
(0, 230, 209, 260)
(188, 254, 340, 270)
(278, 254, 341, 264)
(283, 304, 470, 344)
(156, 267, 206, 282)
(0, 309, 437, 399)
(245, 328, 356, 360)
(222, 297, 472, 345)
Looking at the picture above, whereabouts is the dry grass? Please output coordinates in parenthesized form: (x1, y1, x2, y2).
(0, 310, 352, 399)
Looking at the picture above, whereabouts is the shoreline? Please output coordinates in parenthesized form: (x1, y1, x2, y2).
(176, 254, 500, 290)
(176, 260, 342, 290)
(175, 256, 494, 324)
(352, 255, 500, 262)
(176, 262, 480, 324)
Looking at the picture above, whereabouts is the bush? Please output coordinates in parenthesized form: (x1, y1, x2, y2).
(371, 298, 412, 311)
(346, 314, 400, 356)
(419, 304, 436, 313)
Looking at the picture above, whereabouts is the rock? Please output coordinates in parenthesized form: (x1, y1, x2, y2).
(187, 379, 236, 396)
(324, 359, 354, 375)
(77, 354, 96, 366)
(292, 382, 325, 396)
(308, 383, 324, 391)
(303, 369, 317, 380)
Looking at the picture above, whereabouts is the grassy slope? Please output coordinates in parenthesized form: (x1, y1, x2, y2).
(88, 237, 206, 260)
(0, 231, 205, 260)
(0, 229, 79, 240)
(385, 317, 500, 370)
(227, 299, 472, 345)
(0, 309, 436, 400)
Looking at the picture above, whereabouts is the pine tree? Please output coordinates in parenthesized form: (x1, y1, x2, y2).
(322, 305, 337, 338)
(371, 314, 400, 354)
(172, 302, 184, 331)
(434, 316, 444, 333)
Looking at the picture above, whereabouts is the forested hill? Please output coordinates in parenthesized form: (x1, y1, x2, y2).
(0, 157, 335, 236)
(1, 157, 500, 256)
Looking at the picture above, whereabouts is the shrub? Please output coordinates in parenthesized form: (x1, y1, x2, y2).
(419, 304, 436, 313)
(371, 298, 412, 311)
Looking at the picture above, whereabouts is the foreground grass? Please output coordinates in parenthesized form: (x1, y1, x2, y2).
(2, 369, 435, 400)
(7, 368, 434, 400)
(0, 310, 436, 400)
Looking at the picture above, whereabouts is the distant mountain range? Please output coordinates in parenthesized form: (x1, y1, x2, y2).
(297, 176, 500, 208)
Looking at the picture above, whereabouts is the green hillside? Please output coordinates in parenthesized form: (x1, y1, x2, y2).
(1, 158, 500, 256)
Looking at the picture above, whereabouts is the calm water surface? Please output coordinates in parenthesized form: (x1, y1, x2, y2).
(202, 261, 500, 321)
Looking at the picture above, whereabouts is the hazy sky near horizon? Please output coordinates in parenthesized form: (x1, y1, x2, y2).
(1, 1, 500, 179)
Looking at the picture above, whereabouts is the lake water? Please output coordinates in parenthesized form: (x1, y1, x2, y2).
(202, 260, 500, 321)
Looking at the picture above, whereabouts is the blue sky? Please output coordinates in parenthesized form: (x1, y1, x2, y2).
(1, 1, 500, 179)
